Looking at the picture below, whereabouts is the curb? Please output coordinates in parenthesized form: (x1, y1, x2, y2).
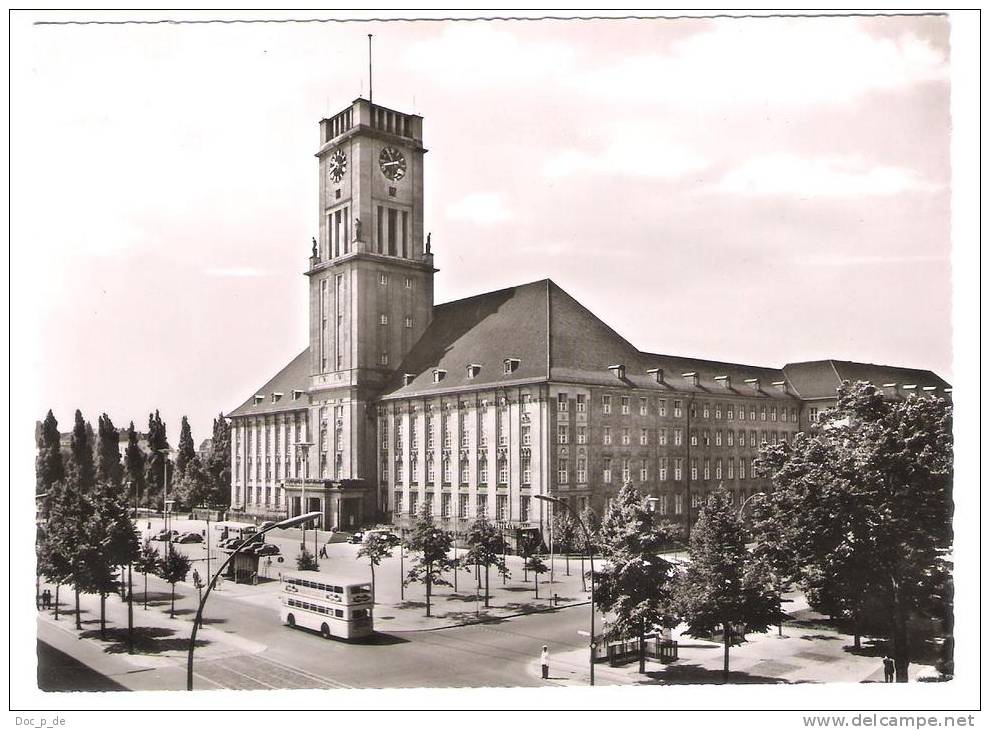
(383, 599, 591, 633)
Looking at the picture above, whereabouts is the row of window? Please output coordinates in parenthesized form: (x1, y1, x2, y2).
(394, 491, 525, 522)
(556, 393, 798, 422)
(560, 426, 791, 448)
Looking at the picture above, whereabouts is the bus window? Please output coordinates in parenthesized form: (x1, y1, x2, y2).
(334, 609, 343, 618)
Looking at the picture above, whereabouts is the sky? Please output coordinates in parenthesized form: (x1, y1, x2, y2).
(12, 12, 954, 444)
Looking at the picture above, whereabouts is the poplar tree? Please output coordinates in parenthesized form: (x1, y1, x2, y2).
(145, 411, 171, 509)
(175, 416, 196, 477)
(124, 422, 147, 506)
(68, 410, 96, 492)
(96, 413, 123, 489)
(36, 410, 65, 497)
(206, 414, 232, 507)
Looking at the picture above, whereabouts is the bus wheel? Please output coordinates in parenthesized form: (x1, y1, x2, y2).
(287, 614, 295, 628)
(321, 623, 331, 639)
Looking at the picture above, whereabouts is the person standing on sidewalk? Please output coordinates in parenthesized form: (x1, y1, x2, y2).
(882, 656, 895, 683)
(541, 645, 550, 680)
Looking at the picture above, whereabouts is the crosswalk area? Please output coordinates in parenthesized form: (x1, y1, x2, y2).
(193, 653, 354, 691)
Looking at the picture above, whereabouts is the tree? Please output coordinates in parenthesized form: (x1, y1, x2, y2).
(145, 410, 171, 509)
(36, 519, 72, 621)
(68, 409, 96, 492)
(595, 482, 680, 673)
(676, 488, 776, 682)
(524, 553, 548, 598)
(552, 511, 579, 576)
(134, 540, 160, 610)
(45, 474, 93, 630)
(754, 382, 953, 682)
(463, 518, 510, 608)
(157, 549, 191, 618)
(123, 422, 146, 506)
(296, 548, 319, 571)
(404, 505, 454, 617)
(175, 416, 196, 477)
(95, 413, 123, 489)
(356, 533, 392, 598)
(173, 455, 210, 510)
(36, 410, 65, 498)
(205, 414, 232, 508)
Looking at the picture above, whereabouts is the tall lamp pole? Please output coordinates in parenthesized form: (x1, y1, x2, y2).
(295, 441, 314, 550)
(156, 448, 172, 554)
(535, 494, 595, 686)
(187, 511, 322, 690)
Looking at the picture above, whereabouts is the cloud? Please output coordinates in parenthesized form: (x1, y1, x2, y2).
(710, 154, 940, 197)
(577, 18, 948, 107)
(203, 267, 273, 278)
(446, 192, 512, 224)
(543, 127, 707, 179)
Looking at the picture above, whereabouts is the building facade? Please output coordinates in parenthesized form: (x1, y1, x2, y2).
(227, 97, 951, 538)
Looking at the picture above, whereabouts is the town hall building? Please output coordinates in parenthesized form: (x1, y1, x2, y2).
(227, 96, 951, 541)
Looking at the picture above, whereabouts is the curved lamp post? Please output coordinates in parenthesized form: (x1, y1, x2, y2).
(534, 494, 596, 686)
(186, 510, 322, 691)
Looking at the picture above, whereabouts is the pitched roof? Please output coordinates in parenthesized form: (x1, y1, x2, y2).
(228, 348, 311, 417)
(782, 359, 951, 400)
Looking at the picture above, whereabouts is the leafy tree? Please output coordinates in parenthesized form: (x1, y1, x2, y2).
(205, 414, 232, 508)
(463, 518, 510, 608)
(175, 415, 196, 477)
(123, 422, 147, 506)
(134, 539, 160, 610)
(157, 548, 191, 618)
(523, 553, 548, 598)
(36, 410, 65, 498)
(145, 410, 171, 509)
(296, 547, 319, 571)
(68, 410, 96, 492)
(676, 488, 777, 682)
(755, 382, 953, 682)
(36, 519, 72, 621)
(404, 505, 454, 617)
(45, 474, 93, 629)
(174, 455, 210, 509)
(595, 482, 680, 673)
(95, 413, 123, 489)
(552, 511, 579, 576)
(356, 533, 392, 598)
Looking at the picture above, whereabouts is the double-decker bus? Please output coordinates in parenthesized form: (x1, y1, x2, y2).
(279, 571, 374, 640)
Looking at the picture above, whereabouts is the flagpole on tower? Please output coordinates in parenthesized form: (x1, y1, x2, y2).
(368, 34, 373, 103)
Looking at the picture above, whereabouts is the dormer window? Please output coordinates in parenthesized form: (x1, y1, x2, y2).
(772, 380, 788, 393)
(253, 395, 264, 405)
(467, 364, 482, 379)
(647, 368, 664, 384)
(608, 364, 625, 379)
(271, 392, 283, 403)
(715, 375, 731, 389)
(403, 373, 415, 386)
(292, 389, 304, 401)
(503, 358, 520, 375)
(744, 378, 761, 392)
(432, 369, 447, 383)
(682, 372, 699, 387)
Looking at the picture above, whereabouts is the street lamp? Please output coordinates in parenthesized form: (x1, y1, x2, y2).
(186, 511, 322, 690)
(535, 494, 596, 686)
(156, 448, 172, 554)
(295, 441, 315, 550)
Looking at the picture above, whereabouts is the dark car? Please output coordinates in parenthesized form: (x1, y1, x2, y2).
(151, 529, 179, 542)
(347, 531, 365, 544)
(246, 543, 281, 556)
(365, 529, 401, 547)
(175, 531, 203, 544)
(219, 536, 245, 550)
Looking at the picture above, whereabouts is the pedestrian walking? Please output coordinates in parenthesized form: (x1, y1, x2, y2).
(882, 656, 895, 683)
(541, 645, 550, 680)
(42, 589, 52, 610)
(319, 544, 328, 559)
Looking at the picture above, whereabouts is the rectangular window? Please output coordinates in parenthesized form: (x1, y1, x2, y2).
(659, 428, 668, 446)
(690, 458, 698, 480)
(602, 395, 612, 415)
(750, 431, 757, 447)
(558, 425, 569, 444)
(740, 459, 748, 480)
(603, 427, 611, 445)
(621, 397, 630, 415)
(658, 399, 667, 417)
(639, 397, 648, 415)
(476, 494, 488, 518)
(640, 428, 649, 446)
(750, 407, 757, 421)
(703, 458, 710, 480)
(380, 272, 388, 286)
(727, 430, 734, 447)
(458, 493, 469, 518)
(673, 400, 682, 418)
(727, 458, 734, 479)
(771, 406, 778, 422)
(809, 407, 819, 422)
(401, 210, 408, 258)
(639, 459, 648, 482)
(621, 428, 630, 445)
(396, 460, 404, 483)
(441, 493, 452, 518)
(577, 458, 586, 483)
(674, 428, 683, 446)
(498, 459, 509, 485)
(715, 403, 723, 419)
(703, 403, 711, 418)
(658, 494, 668, 515)
(409, 492, 419, 515)
(496, 494, 509, 521)
(659, 457, 668, 481)
(690, 430, 698, 447)
(577, 426, 587, 444)
(715, 430, 723, 446)
(520, 496, 530, 523)
(379, 314, 388, 325)
(376, 206, 384, 253)
(405, 316, 413, 329)
(558, 458, 569, 484)
(703, 430, 711, 447)
(675, 493, 683, 514)
(692, 492, 703, 509)
(674, 458, 683, 481)
(478, 458, 488, 486)
(426, 460, 435, 484)
(394, 490, 404, 514)
(761, 406, 767, 422)
(387, 208, 398, 256)
(522, 425, 532, 445)
(557, 393, 569, 412)
(603, 458, 612, 484)
(442, 458, 451, 484)
(576, 394, 587, 413)
(522, 453, 532, 484)
(622, 458, 631, 483)
(727, 406, 734, 421)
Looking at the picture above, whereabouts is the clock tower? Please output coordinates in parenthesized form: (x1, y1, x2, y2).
(304, 97, 435, 528)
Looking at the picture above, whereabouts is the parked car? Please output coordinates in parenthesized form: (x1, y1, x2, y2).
(246, 543, 281, 556)
(151, 529, 179, 542)
(347, 531, 365, 544)
(219, 536, 245, 550)
(364, 529, 401, 547)
(175, 531, 203, 544)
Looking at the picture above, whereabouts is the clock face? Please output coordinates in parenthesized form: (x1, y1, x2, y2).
(379, 146, 407, 182)
(328, 150, 347, 184)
